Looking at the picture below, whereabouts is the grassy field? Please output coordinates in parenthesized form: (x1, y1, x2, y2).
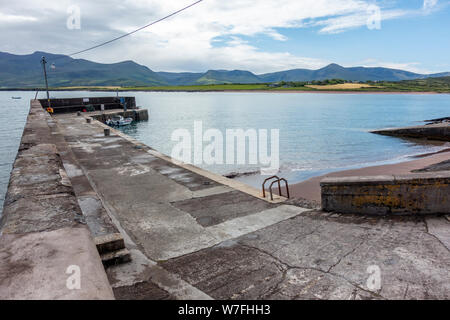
(5, 76, 450, 93)
(123, 84, 271, 91)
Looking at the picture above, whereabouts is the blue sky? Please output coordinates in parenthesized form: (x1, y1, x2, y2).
(247, 0, 450, 73)
(1, 0, 449, 73)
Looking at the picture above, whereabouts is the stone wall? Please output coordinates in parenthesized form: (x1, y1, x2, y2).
(321, 172, 450, 215)
(39, 96, 137, 114)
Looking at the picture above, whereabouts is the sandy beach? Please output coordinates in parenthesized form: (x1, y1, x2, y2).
(232, 90, 446, 95)
(289, 149, 450, 202)
(120, 90, 447, 94)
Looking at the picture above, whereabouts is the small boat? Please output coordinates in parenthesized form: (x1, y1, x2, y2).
(11, 97, 21, 99)
(106, 115, 133, 126)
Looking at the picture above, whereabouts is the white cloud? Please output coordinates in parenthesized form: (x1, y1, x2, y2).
(0, 12, 37, 23)
(357, 59, 436, 74)
(0, 0, 446, 73)
(315, 8, 409, 34)
(423, 0, 438, 11)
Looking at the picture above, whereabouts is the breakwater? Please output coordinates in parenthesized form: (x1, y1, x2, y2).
(0, 100, 114, 299)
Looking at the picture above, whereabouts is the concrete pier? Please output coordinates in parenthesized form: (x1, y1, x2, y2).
(0, 101, 114, 299)
(1, 99, 449, 300)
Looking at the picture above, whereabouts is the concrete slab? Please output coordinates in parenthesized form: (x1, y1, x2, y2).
(107, 248, 211, 300)
(113, 280, 175, 300)
(0, 226, 114, 300)
(76, 196, 118, 237)
(206, 205, 308, 242)
(425, 217, 450, 250)
(162, 212, 450, 300)
(191, 186, 233, 198)
(171, 190, 276, 227)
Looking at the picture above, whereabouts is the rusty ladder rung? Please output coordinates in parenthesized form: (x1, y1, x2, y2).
(262, 175, 290, 201)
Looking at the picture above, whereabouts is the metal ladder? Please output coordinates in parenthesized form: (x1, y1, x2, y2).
(262, 176, 290, 201)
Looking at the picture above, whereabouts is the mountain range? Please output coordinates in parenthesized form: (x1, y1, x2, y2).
(1, 51, 449, 88)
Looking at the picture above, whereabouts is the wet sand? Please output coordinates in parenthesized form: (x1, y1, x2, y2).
(290, 150, 450, 202)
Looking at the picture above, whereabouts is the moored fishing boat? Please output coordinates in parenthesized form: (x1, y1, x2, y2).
(106, 115, 133, 126)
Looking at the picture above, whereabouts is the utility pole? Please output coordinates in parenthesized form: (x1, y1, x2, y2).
(41, 56, 51, 109)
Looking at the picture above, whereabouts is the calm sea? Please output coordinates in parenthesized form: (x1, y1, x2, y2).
(1, 91, 449, 211)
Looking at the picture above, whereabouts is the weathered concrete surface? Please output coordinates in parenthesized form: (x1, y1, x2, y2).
(425, 217, 450, 250)
(0, 100, 114, 299)
(51, 109, 450, 300)
(108, 248, 212, 300)
(54, 113, 298, 262)
(0, 227, 114, 300)
(320, 172, 450, 215)
(171, 190, 276, 227)
(161, 211, 450, 300)
(371, 122, 450, 141)
(42, 104, 130, 264)
(51, 112, 311, 299)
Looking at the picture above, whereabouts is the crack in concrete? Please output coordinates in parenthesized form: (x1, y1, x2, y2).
(326, 237, 367, 273)
(403, 284, 409, 299)
(239, 242, 385, 299)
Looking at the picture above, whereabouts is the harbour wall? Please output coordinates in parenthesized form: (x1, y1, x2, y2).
(321, 172, 450, 215)
(89, 108, 149, 122)
(0, 100, 114, 299)
(39, 96, 136, 113)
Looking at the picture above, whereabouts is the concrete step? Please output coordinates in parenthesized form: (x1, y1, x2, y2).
(101, 248, 131, 267)
(95, 233, 126, 255)
(49, 121, 131, 266)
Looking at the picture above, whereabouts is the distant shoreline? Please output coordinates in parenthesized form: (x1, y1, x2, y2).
(1, 88, 448, 94)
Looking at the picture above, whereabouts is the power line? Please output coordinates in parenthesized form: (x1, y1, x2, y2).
(68, 0, 204, 57)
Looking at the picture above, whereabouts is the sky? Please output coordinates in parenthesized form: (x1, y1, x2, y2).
(0, 0, 449, 74)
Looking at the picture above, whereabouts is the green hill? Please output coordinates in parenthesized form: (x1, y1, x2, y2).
(0, 51, 167, 87)
(1, 51, 449, 88)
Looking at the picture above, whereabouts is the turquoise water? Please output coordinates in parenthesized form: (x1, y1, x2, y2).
(120, 92, 450, 187)
(0, 92, 35, 212)
(1, 91, 449, 211)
